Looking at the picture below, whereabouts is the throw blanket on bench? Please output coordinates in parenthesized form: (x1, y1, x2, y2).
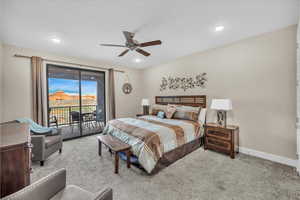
(102, 115, 203, 173)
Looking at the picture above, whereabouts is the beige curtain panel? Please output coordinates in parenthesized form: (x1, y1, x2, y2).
(31, 56, 45, 125)
(108, 68, 116, 120)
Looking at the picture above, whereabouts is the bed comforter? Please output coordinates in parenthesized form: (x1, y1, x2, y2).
(102, 115, 204, 173)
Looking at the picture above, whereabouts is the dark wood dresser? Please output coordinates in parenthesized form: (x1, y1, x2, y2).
(204, 123, 239, 158)
(0, 122, 31, 198)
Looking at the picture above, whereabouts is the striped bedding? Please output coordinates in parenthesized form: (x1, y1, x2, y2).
(102, 115, 204, 173)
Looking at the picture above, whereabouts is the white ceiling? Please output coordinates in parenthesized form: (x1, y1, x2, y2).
(0, 0, 299, 68)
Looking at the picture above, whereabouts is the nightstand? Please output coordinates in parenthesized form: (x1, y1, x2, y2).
(204, 123, 239, 159)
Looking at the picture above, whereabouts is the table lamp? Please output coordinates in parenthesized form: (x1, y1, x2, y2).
(210, 99, 232, 127)
(141, 99, 150, 115)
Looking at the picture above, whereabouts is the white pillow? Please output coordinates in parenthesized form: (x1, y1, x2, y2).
(198, 108, 206, 125)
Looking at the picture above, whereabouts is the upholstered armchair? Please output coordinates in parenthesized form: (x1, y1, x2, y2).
(2, 168, 113, 200)
(31, 132, 63, 166)
(16, 118, 63, 166)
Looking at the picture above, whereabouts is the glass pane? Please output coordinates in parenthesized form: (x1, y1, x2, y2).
(47, 65, 81, 139)
(80, 70, 105, 135)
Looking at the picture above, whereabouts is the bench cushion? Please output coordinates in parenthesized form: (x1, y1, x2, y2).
(97, 135, 130, 152)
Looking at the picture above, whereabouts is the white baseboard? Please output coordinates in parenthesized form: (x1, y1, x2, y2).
(239, 147, 297, 167)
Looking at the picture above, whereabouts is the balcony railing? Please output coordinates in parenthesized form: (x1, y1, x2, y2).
(49, 105, 99, 126)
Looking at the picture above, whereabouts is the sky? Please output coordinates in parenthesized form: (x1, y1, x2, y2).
(48, 78, 97, 96)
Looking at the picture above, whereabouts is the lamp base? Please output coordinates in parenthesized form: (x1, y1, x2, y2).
(143, 106, 149, 115)
(217, 111, 227, 127)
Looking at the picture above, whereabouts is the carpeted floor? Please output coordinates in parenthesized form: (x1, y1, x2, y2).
(31, 135, 300, 200)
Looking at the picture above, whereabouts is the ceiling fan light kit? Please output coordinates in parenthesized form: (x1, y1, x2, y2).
(100, 31, 162, 57)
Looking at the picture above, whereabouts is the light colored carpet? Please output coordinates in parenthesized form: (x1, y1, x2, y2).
(32, 135, 300, 200)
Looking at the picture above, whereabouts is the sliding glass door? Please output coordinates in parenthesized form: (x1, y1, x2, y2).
(47, 64, 106, 140)
(80, 70, 106, 136)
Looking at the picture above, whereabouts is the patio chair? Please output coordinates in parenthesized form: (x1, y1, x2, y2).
(49, 108, 58, 128)
(70, 111, 93, 133)
(70, 111, 81, 123)
(95, 105, 105, 131)
(70, 111, 80, 132)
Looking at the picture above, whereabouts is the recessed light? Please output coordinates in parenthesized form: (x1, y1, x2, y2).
(215, 26, 225, 32)
(134, 58, 142, 63)
(51, 37, 61, 44)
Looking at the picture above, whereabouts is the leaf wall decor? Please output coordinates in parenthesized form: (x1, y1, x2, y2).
(160, 73, 207, 91)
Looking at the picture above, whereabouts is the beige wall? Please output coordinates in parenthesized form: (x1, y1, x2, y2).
(297, 18, 300, 171)
(0, 41, 3, 122)
(2, 25, 297, 160)
(143, 25, 297, 159)
(2, 44, 143, 122)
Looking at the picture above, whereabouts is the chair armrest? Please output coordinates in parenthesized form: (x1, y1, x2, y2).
(54, 127, 62, 136)
(48, 127, 61, 136)
(31, 130, 53, 136)
(2, 169, 66, 200)
(93, 188, 113, 200)
(31, 135, 46, 160)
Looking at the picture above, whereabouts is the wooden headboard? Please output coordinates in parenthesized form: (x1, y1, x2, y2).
(155, 95, 206, 108)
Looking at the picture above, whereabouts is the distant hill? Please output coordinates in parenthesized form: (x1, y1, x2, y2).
(49, 91, 96, 101)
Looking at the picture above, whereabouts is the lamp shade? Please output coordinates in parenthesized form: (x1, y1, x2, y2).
(141, 98, 150, 106)
(210, 99, 232, 111)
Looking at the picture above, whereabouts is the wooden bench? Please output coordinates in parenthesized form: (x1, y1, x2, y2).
(97, 135, 131, 174)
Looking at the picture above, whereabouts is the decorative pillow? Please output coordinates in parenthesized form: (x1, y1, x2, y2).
(173, 105, 201, 121)
(166, 104, 177, 119)
(157, 111, 165, 119)
(151, 104, 167, 115)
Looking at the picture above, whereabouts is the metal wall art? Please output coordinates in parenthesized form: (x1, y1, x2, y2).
(160, 73, 207, 91)
(122, 83, 132, 94)
(122, 74, 133, 94)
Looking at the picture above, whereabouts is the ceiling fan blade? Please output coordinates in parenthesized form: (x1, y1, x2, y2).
(139, 40, 162, 47)
(100, 44, 126, 47)
(118, 49, 130, 57)
(136, 48, 150, 57)
(123, 31, 134, 44)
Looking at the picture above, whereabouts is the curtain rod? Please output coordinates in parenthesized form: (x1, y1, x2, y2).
(14, 54, 125, 73)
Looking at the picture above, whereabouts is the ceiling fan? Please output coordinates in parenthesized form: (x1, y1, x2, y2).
(100, 31, 162, 57)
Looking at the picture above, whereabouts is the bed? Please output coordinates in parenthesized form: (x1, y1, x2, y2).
(102, 95, 206, 174)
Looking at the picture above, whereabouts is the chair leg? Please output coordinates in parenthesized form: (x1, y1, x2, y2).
(59, 148, 62, 154)
(71, 124, 74, 134)
(40, 161, 44, 166)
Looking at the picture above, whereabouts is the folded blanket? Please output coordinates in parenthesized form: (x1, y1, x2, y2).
(16, 118, 55, 135)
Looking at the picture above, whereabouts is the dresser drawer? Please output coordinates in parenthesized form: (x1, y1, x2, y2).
(205, 136, 231, 152)
(206, 127, 231, 141)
